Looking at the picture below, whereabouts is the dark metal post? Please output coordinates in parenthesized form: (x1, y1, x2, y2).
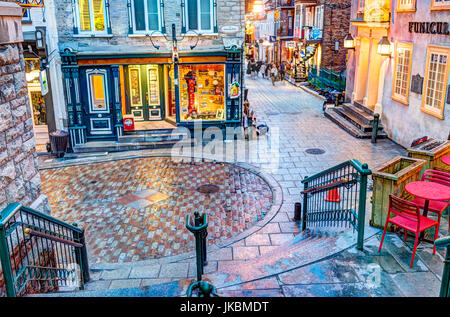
(294, 202, 301, 221)
(357, 163, 370, 250)
(0, 223, 16, 297)
(186, 212, 208, 282)
(72, 223, 90, 288)
(302, 177, 308, 231)
(435, 237, 450, 297)
(371, 113, 380, 144)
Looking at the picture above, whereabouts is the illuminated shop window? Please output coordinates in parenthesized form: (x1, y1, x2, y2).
(77, 0, 106, 33)
(392, 43, 413, 105)
(431, 0, 450, 10)
(397, 0, 415, 12)
(179, 64, 225, 122)
(421, 46, 450, 119)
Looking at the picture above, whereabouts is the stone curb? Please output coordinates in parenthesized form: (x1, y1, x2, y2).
(299, 85, 327, 101)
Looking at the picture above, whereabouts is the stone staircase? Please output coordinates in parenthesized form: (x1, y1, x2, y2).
(73, 129, 193, 153)
(31, 226, 377, 297)
(325, 101, 388, 139)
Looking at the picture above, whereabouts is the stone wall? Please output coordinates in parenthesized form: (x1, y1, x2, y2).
(321, 0, 351, 72)
(0, 2, 50, 214)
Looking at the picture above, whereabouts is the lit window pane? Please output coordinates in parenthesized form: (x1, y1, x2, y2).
(92, 0, 105, 31)
(79, 0, 91, 31)
(90, 74, 106, 110)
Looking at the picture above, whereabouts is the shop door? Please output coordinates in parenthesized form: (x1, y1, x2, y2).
(81, 68, 116, 138)
(127, 65, 164, 121)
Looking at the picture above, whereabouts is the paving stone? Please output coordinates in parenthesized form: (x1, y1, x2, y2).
(129, 265, 161, 279)
(245, 233, 271, 246)
(278, 222, 301, 233)
(208, 247, 233, 261)
(232, 246, 260, 260)
(100, 268, 131, 280)
(140, 278, 173, 287)
(258, 223, 281, 234)
(109, 279, 142, 290)
(282, 283, 372, 297)
(269, 233, 294, 245)
(158, 263, 189, 278)
(391, 272, 441, 297)
(259, 246, 280, 255)
(84, 280, 112, 291)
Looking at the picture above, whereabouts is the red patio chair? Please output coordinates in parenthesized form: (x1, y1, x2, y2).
(378, 194, 439, 268)
(411, 169, 450, 234)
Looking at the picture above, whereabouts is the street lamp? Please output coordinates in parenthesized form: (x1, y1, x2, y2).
(343, 33, 355, 50)
(377, 36, 392, 56)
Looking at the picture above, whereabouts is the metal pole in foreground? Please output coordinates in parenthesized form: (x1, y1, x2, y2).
(294, 202, 301, 221)
(186, 211, 208, 282)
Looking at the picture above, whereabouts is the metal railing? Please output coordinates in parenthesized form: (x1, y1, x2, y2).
(308, 66, 346, 92)
(301, 160, 372, 250)
(435, 236, 450, 297)
(0, 203, 90, 297)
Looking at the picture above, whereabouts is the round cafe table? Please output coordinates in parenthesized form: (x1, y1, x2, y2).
(405, 181, 450, 241)
(441, 155, 450, 166)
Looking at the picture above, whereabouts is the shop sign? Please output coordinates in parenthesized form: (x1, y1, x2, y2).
(364, 0, 390, 23)
(274, 10, 280, 21)
(220, 25, 240, 34)
(310, 28, 322, 40)
(285, 41, 296, 48)
(411, 74, 424, 95)
(39, 70, 48, 96)
(408, 22, 450, 35)
(123, 117, 135, 131)
(229, 82, 240, 99)
(269, 36, 276, 42)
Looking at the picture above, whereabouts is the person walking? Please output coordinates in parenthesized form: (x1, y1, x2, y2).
(270, 65, 278, 86)
(261, 63, 266, 79)
(255, 61, 262, 78)
(264, 63, 270, 79)
(280, 62, 286, 82)
(250, 58, 257, 79)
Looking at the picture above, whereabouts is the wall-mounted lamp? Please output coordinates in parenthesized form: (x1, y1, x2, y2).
(377, 36, 392, 56)
(343, 33, 355, 49)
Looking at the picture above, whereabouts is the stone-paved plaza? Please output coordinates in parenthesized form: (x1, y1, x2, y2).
(37, 77, 448, 297)
(40, 157, 273, 263)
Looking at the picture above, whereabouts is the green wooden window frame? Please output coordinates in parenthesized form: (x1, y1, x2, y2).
(181, 0, 217, 34)
(127, 0, 166, 34)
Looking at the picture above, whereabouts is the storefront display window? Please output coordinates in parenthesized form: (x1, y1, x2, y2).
(179, 64, 225, 121)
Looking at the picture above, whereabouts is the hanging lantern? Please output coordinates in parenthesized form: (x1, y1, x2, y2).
(377, 36, 392, 56)
(252, 0, 263, 13)
(343, 33, 355, 49)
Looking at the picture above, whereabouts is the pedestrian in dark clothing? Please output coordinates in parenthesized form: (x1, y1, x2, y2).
(280, 62, 286, 82)
(255, 61, 262, 77)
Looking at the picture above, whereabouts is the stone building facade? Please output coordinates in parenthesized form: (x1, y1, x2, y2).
(345, 0, 450, 147)
(53, 0, 245, 149)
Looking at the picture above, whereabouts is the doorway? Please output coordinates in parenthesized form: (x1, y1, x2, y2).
(124, 64, 165, 123)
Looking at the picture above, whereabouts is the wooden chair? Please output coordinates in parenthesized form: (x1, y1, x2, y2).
(378, 195, 439, 268)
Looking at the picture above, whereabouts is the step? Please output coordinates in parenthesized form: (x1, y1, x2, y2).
(352, 101, 375, 116)
(73, 139, 195, 154)
(325, 108, 388, 139)
(341, 103, 376, 126)
(124, 128, 177, 136)
(118, 132, 187, 144)
(334, 108, 373, 132)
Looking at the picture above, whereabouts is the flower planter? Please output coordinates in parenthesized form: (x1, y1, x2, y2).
(371, 156, 427, 229)
(407, 139, 450, 177)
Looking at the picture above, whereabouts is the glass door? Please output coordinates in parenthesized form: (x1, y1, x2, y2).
(147, 65, 162, 120)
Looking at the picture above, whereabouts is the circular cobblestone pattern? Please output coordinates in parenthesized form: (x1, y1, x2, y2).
(40, 157, 273, 264)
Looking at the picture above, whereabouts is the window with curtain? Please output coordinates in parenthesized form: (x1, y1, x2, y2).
(186, 0, 214, 32)
(78, 0, 106, 32)
(132, 0, 160, 32)
(421, 46, 450, 119)
(392, 43, 413, 104)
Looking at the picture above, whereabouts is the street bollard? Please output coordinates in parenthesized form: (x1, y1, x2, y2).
(186, 211, 208, 282)
(371, 113, 380, 144)
(294, 202, 301, 221)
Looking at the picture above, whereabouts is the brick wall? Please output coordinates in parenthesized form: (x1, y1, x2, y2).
(321, 0, 351, 72)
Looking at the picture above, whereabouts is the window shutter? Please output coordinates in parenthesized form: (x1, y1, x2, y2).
(72, 0, 79, 34)
(181, 0, 186, 33)
(127, 0, 133, 34)
(213, 0, 218, 33)
(160, 0, 166, 33)
(105, 0, 112, 34)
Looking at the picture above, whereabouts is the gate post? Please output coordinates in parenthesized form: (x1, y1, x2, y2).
(357, 163, 371, 250)
(186, 211, 208, 282)
(302, 177, 309, 231)
(0, 223, 16, 297)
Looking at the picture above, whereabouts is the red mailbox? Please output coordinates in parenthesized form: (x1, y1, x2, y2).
(123, 117, 135, 131)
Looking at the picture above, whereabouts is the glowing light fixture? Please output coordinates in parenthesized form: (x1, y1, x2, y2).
(343, 33, 355, 49)
(252, 0, 263, 13)
(377, 36, 392, 56)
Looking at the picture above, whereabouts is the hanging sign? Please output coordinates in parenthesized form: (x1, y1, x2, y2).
(229, 82, 240, 99)
(274, 10, 280, 21)
(364, 0, 390, 23)
(39, 70, 48, 96)
(285, 41, 296, 48)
